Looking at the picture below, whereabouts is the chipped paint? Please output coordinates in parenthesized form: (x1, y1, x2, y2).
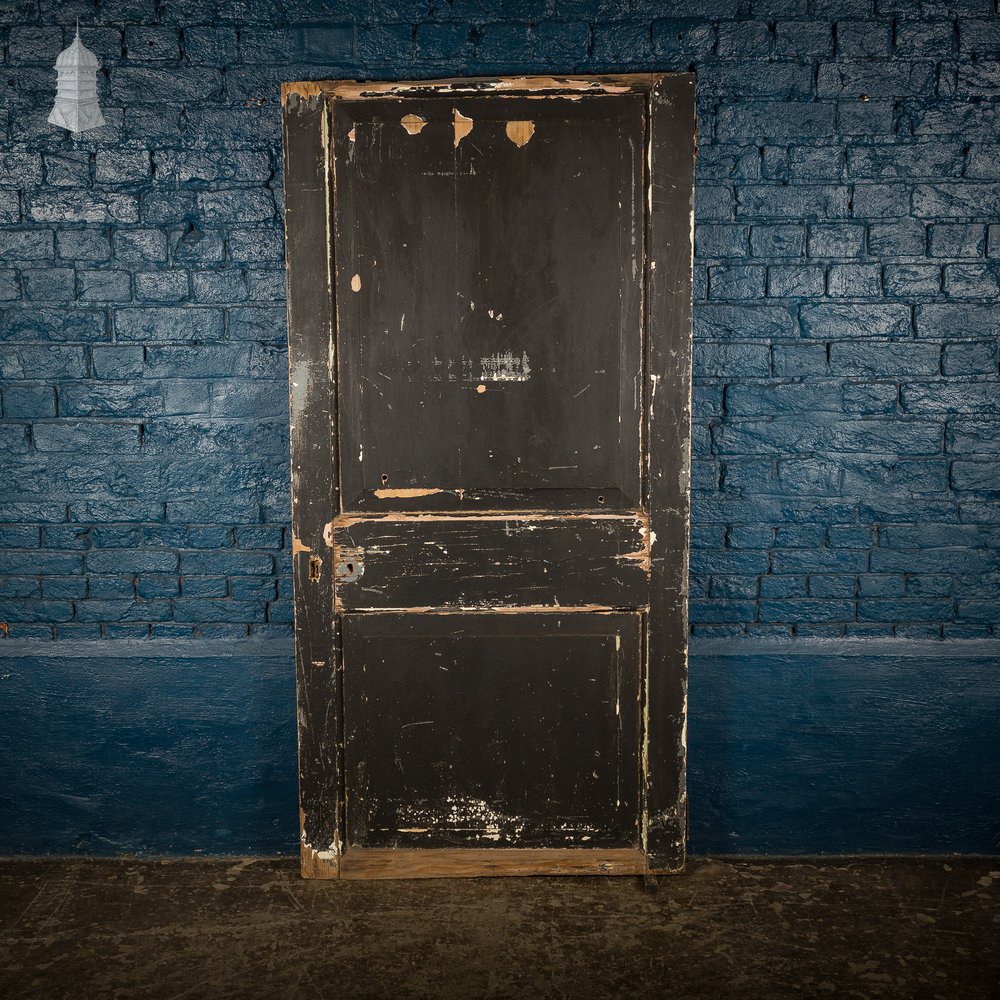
(291, 533, 312, 555)
(400, 114, 427, 135)
(505, 120, 535, 147)
(285, 75, 661, 104)
(373, 487, 445, 499)
(453, 108, 473, 147)
(351, 273, 361, 292)
(348, 124, 356, 143)
(480, 351, 531, 382)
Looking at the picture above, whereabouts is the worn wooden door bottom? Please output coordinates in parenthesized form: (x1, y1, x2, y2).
(304, 846, 653, 880)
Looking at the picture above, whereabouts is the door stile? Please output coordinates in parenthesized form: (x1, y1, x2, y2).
(282, 88, 342, 879)
(643, 74, 697, 872)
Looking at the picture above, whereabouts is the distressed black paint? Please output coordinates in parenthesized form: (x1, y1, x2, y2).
(332, 93, 644, 512)
(333, 515, 650, 610)
(282, 76, 695, 878)
(342, 612, 642, 850)
(281, 93, 342, 876)
(643, 75, 697, 872)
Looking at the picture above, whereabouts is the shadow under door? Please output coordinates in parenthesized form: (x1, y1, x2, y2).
(281, 74, 696, 879)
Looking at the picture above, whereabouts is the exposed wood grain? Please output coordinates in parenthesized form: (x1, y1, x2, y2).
(643, 74, 697, 872)
(283, 75, 662, 105)
(282, 92, 342, 878)
(339, 847, 648, 879)
(332, 514, 650, 610)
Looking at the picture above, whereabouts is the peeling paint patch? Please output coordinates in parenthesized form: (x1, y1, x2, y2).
(401, 114, 427, 135)
(453, 108, 473, 147)
(374, 487, 444, 499)
(505, 120, 535, 147)
(291, 533, 312, 555)
(476, 384, 487, 394)
(348, 125, 356, 142)
(480, 350, 531, 382)
(351, 273, 361, 292)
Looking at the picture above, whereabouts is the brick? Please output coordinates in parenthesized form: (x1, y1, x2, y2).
(191, 270, 248, 303)
(717, 102, 835, 143)
(942, 342, 998, 376)
(649, 19, 715, 61)
(113, 229, 168, 266)
(904, 380, 1000, 414)
(850, 183, 910, 219)
(226, 228, 284, 264)
(966, 145, 1000, 182)
(0, 231, 55, 262)
(2, 384, 56, 418)
(848, 143, 964, 180)
(415, 22, 470, 59)
(883, 264, 941, 298)
(913, 183, 1000, 219)
(943, 264, 1000, 298)
(115, 307, 224, 343)
(95, 151, 151, 185)
(111, 66, 222, 103)
(800, 303, 912, 339)
(693, 342, 770, 378)
(916, 304, 998, 339)
(1, 307, 108, 344)
(772, 343, 828, 376)
(3, 345, 87, 380)
(929, 224, 987, 258)
(738, 185, 849, 220)
(78, 270, 132, 302)
(180, 550, 275, 575)
(696, 304, 796, 340)
(32, 421, 140, 454)
(22, 268, 75, 301)
(952, 459, 1000, 492)
(0, 577, 41, 599)
(183, 27, 238, 64)
(90, 346, 143, 380)
(135, 271, 189, 303)
(767, 265, 825, 298)
(696, 224, 749, 258)
(715, 21, 771, 58)
(43, 151, 91, 187)
(533, 21, 591, 61)
(0, 152, 42, 186)
(774, 21, 832, 58)
(858, 598, 954, 622)
(868, 221, 926, 257)
(828, 342, 941, 377)
(146, 345, 251, 378)
(54, 232, 111, 267)
(808, 223, 865, 258)
(750, 224, 805, 258)
(827, 264, 881, 298)
(125, 27, 181, 61)
(154, 149, 271, 186)
(708, 265, 766, 300)
(29, 192, 138, 225)
(895, 19, 955, 57)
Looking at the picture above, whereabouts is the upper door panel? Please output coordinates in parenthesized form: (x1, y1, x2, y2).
(332, 94, 645, 512)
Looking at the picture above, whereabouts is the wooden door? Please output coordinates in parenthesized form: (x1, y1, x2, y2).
(281, 75, 695, 880)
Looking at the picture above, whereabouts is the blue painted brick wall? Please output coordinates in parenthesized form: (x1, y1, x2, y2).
(1, 0, 999, 640)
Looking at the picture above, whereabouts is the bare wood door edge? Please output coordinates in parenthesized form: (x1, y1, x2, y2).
(282, 74, 696, 879)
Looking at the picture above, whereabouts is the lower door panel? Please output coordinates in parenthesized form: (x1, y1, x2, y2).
(342, 612, 643, 862)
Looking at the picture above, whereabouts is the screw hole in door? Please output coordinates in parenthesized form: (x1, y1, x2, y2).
(597, 495, 606, 505)
(380, 473, 389, 485)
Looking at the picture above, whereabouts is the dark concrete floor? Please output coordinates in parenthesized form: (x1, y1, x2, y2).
(0, 857, 997, 1000)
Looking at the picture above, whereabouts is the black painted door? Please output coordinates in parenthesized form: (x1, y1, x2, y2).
(282, 75, 696, 879)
